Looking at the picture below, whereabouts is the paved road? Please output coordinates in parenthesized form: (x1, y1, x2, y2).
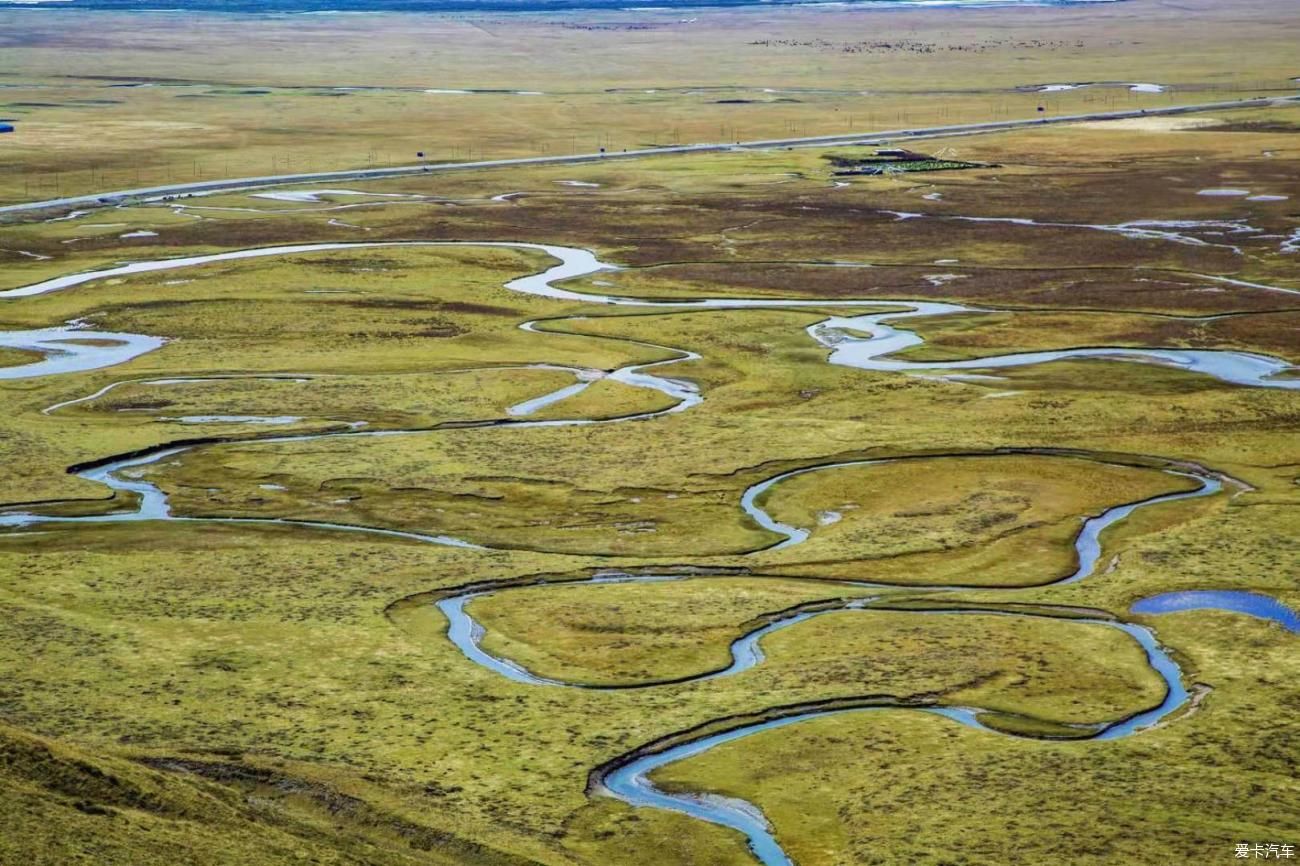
(3, 94, 1295, 217)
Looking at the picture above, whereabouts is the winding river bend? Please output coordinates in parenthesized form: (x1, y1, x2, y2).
(596, 611, 1188, 866)
(4, 241, 1299, 388)
(427, 556, 1205, 866)
(0, 318, 700, 542)
(2, 240, 1279, 544)
(1, 238, 1290, 866)
(435, 454, 1225, 685)
(436, 572, 881, 688)
(1132, 590, 1300, 633)
(423, 452, 1224, 865)
(738, 456, 1223, 560)
(0, 327, 164, 380)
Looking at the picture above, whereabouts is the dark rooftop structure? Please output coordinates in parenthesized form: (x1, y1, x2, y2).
(875, 148, 927, 160)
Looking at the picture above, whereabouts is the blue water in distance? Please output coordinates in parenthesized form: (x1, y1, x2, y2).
(1131, 591, 1300, 633)
(9, 0, 1122, 12)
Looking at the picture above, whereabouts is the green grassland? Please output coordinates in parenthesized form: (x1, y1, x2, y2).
(2, 0, 1299, 204)
(0, 346, 42, 368)
(752, 455, 1201, 585)
(0, 98, 1297, 866)
(472, 581, 1166, 716)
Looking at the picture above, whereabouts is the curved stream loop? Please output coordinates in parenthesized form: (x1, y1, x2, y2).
(437, 572, 881, 689)
(0, 321, 699, 543)
(599, 611, 1187, 866)
(434, 452, 1227, 866)
(2, 240, 1289, 866)
(740, 456, 1223, 564)
(0, 328, 165, 380)
(440, 455, 1223, 685)
(436, 559, 1198, 866)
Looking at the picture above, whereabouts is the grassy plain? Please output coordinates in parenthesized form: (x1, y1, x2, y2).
(1, 0, 1299, 203)
(753, 455, 1200, 585)
(0, 57, 1298, 866)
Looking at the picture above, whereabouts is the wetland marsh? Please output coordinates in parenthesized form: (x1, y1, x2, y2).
(1, 6, 1298, 865)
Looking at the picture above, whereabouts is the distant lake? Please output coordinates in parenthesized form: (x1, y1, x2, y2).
(0, 0, 1123, 13)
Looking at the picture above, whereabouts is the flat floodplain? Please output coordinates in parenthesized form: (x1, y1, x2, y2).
(0, 4, 1298, 866)
(2, 0, 1300, 203)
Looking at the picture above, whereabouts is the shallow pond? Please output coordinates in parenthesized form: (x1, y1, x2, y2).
(1132, 591, 1300, 633)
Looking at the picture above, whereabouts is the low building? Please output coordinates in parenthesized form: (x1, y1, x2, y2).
(875, 148, 928, 160)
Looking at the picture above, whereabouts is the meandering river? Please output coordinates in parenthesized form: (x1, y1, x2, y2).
(5, 241, 1297, 389)
(2, 239, 1293, 866)
(422, 453, 1222, 865)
